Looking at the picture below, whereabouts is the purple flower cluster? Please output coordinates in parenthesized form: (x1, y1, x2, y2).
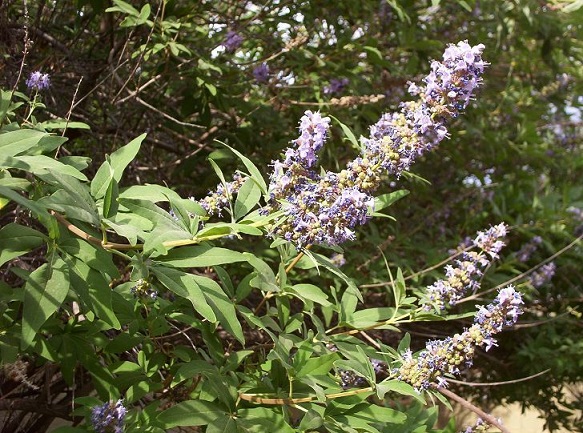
(267, 111, 375, 246)
(460, 418, 491, 433)
(223, 31, 243, 52)
(423, 223, 508, 311)
(26, 71, 50, 91)
(264, 41, 486, 247)
(528, 262, 556, 288)
(398, 286, 523, 391)
(91, 400, 127, 433)
(253, 63, 270, 83)
(130, 278, 158, 300)
(338, 358, 387, 389)
(359, 41, 486, 181)
(323, 78, 349, 96)
(197, 173, 246, 217)
(516, 236, 542, 262)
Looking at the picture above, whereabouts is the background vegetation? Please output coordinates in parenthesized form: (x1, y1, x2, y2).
(0, 1, 581, 432)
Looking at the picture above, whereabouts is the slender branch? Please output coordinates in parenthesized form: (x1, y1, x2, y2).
(437, 386, 511, 433)
(0, 398, 72, 421)
(459, 232, 583, 304)
(446, 369, 550, 387)
(239, 386, 372, 405)
(253, 246, 310, 315)
(60, 76, 83, 139)
(52, 211, 270, 253)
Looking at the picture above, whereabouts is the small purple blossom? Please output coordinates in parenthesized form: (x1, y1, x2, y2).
(26, 71, 50, 91)
(528, 262, 556, 288)
(515, 236, 542, 262)
(323, 78, 349, 96)
(197, 172, 246, 217)
(91, 399, 127, 433)
(253, 63, 270, 83)
(330, 252, 346, 267)
(223, 31, 243, 52)
(460, 418, 491, 433)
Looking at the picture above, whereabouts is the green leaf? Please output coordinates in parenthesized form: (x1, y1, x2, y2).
(172, 360, 218, 386)
(91, 158, 114, 200)
(234, 177, 262, 220)
(374, 190, 409, 213)
(345, 307, 395, 329)
(102, 217, 145, 245)
(0, 155, 87, 181)
(207, 415, 237, 433)
(118, 197, 183, 230)
(38, 120, 90, 131)
(119, 184, 184, 203)
(244, 253, 279, 292)
(0, 129, 48, 157)
(291, 284, 333, 307)
(102, 176, 119, 219)
(330, 115, 360, 150)
(60, 237, 119, 279)
(157, 400, 227, 428)
(106, 0, 139, 16)
(342, 403, 406, 425)
(237, 407, 295, 433)
(39, 171, 98, 222)
(22, 254, 70, 348)
(159, 245, 246, 267)
(142, 226, 193, 256)
(152, 267, 216, 322)
(109, 133, 145, 183)
(194, 275, 245, 344)
(216, 141, 268, 194)
(63, 255, 121, 330)
(376, 380, 425, 403)
(0, 186, 58, 237)
(296, 352, 340, 378)
(0, 223, 45, 267)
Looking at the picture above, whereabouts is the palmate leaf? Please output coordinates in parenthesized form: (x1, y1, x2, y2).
(21, 252, 70, 349)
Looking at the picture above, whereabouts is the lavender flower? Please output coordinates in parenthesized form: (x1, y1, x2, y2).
(26, 71, 50, 91)
(338, 369, 368, 389)
(515, 236, 542, 262)
(528, 262, 556, 288)
(223, 31, 243, 52)
(460, 418, 491, 433)
(91, 400, 127, 433)
(330, 252, 346, 267)
(253, 63, 270, 83)
(130, 279, 158, 300)
(197, 173, 246, 217)
(398, 286, 523, 391)
(265, 41, 486, 247)
(359, 41, 486, 182)
(423, 223, 508, 311)
(323, 78, 349, 96)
